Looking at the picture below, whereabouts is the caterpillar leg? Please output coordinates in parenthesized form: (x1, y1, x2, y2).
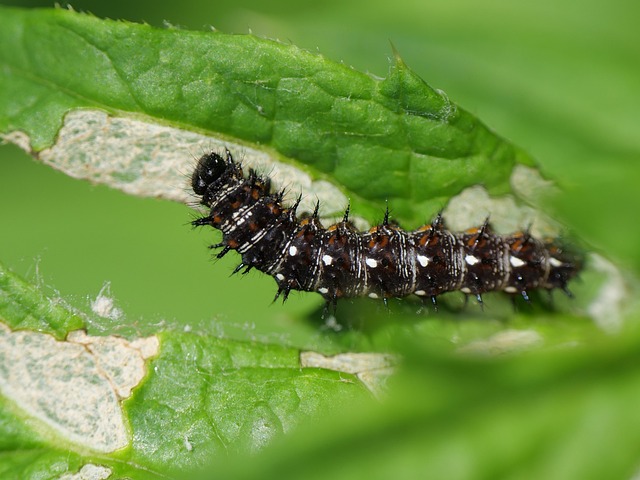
(476, 293, 484, 311)
(416, 294, 439, 314)
(273, 285, 291, 304)
(321, 295, 338, 320)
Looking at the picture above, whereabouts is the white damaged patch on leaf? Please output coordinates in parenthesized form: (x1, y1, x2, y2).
(456, 329, 544, 356)
(300, 351, 396, 398)
(443, 184, 560, 238)
(58, 463, 112, 480)
(510, 164, 558, 205)
(2, 109, 349, 217)
(586, 253, 629, 333)
(0, 322, 159, 453)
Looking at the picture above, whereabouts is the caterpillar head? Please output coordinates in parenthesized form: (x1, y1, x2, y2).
(192, 151, 229, 196)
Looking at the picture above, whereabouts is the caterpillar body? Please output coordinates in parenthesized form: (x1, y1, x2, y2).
(191, 150, 582, 311)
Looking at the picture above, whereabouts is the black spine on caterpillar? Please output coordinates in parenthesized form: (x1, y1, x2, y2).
(191, 150, 584, 310)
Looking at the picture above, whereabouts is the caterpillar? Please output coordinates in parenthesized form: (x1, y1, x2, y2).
(191, 150, 583, 312)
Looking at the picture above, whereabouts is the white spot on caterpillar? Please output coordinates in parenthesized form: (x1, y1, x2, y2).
(460, 287, 472, 294)
(0, 322, 158, 453)
(322, 255, 333, 266)
(504, 286, 518, 293)
(275, 273, 285, 281)
(288, 246, 298, 256)
(300, 351, 396, 398)
(465, 254, 480, 266)
(549, 257, 563, 267)
(59, 464, 112, 480)
(318, 287, 329, 294)
(5, 109, 359, 222)
(416, 255, 430, 267)
(365, 258, 378, 268)
(368, 292, 379, 299)
(509, 256, 526, 268)
(414, 290, 426, 296)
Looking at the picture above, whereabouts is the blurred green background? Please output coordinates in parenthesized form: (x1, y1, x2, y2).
(1, 0, 639, 348)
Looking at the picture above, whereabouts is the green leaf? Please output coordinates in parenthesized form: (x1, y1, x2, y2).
(0, 261, 83, 338)
(205, 328, 640, 480)
(0, 263, 380, 478)
(0, 5, 534, 224)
